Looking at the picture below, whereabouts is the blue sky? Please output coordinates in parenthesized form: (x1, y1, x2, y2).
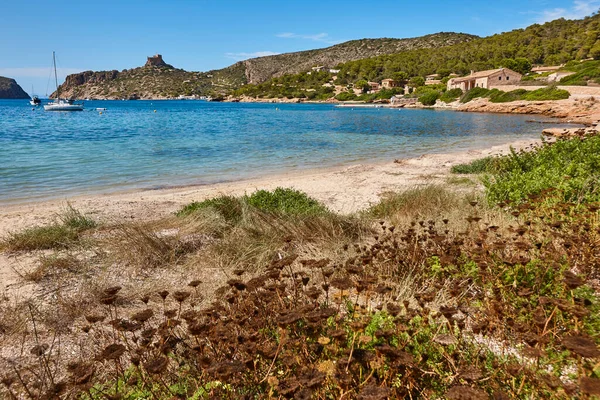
(1, 0, 598, 96)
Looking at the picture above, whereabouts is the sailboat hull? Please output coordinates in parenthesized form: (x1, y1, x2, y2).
(44, 103, 84, 111)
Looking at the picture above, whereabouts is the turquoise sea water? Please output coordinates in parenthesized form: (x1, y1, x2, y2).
(0, 99, 560, 204)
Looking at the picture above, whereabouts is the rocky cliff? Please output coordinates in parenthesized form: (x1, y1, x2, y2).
(0, 77, 30, 99)
(55, 55, 246, 100)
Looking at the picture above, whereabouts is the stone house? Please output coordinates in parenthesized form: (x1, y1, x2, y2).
(425, 74, 441, 85)
(381, 79, 398, 89)
(368, 82, 381, 92)
(447, 68, 522, 91)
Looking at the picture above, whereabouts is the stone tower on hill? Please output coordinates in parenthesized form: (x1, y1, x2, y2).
(145, 54, 173, 68)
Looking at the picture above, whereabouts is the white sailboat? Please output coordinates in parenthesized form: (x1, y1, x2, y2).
(44, 52, 84, 111)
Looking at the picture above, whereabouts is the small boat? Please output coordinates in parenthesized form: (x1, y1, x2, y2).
(29, 85, 41, 106)
(44, 51, 84, 112)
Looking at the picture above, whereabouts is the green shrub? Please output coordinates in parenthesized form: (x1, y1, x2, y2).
(335, 92, 358, 101)
(244, 188, 328, 215)
(522, 86, 570, 101)
(177, 188, 328, 219)
(439, 88, 462, 103)
(418, 90, 440, 106)
(559, 60, 600, 85)
(483, 136, 600, 204)
(461, 86, 569, 104)
(489, 89, 528, 103)
(451, 156, 499, 174)
(176, 195, 243, 222)
(460, 87, 490, 103)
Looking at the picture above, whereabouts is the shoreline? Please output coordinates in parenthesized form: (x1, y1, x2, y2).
(0, 137, 543, 238)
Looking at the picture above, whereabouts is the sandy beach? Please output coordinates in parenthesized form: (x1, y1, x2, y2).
(0, 138, 542, 238)
(0, 137, 546, 298)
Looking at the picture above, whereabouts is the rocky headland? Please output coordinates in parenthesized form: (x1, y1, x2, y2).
(0, 77, 30, 99)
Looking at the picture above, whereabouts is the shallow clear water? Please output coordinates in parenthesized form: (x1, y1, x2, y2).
(0, 99, 559, 203)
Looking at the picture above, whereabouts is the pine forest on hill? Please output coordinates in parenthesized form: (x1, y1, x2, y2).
(234, 14, 600, 100)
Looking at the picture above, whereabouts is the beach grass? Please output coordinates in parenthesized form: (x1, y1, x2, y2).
(1, 154, 600, 399)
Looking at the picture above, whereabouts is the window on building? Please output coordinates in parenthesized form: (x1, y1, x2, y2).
(499, 76, 502, 80)
(507, 76, 510, 80)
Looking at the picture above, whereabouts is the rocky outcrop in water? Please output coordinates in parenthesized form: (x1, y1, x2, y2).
(0, 77, 30, 99)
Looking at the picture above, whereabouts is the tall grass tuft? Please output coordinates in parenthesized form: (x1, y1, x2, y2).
(1, 205, 96, 252)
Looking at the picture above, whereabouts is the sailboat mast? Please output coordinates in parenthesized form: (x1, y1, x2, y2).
(53, 51, 59, 99)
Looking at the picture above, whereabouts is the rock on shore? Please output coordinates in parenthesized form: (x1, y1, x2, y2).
(542, 127, 599, 138)
(457, 97, 600, 125)
(0, 77, 30, 99)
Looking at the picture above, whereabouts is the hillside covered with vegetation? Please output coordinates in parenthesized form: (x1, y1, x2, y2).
(234, 14, 600, 100)
(0, 76, 30, 99)
(239, 33, 478, 84)
(55, 33, 477, 100)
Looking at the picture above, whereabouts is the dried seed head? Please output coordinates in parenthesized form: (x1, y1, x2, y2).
(98, 343, 126, 361)
(99, 295, 117, 305)
(563, 335, 600, 358)
(143, 357, 169, 375)
(85, 314, 105, 324)
(173, 291, 191, 303)
(158, 290, 169, 300)
(131, 308, 154, 323)
(103, 286, 122, 296)
(30, 344, 49, 357)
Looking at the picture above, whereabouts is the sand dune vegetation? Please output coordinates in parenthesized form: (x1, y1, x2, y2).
(1, 137, 600, 399)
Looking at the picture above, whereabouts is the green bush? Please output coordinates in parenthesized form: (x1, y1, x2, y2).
(460, 87, 490, 103)
(461, 86, 570, 104)
(489, 89, 528, 103)
(335, 92, 358, 101)
(177, 188, 328, 219)
(439, 88, 462, 103)
(418, 90, 440, 105)
(560, 60, 600, 85)
(451, 156, 499, 174)
(522, 86, 570, 101)
(244, 188, 328, 215)
(176, 195, 244, 222)
(483, 136, 600, 204)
